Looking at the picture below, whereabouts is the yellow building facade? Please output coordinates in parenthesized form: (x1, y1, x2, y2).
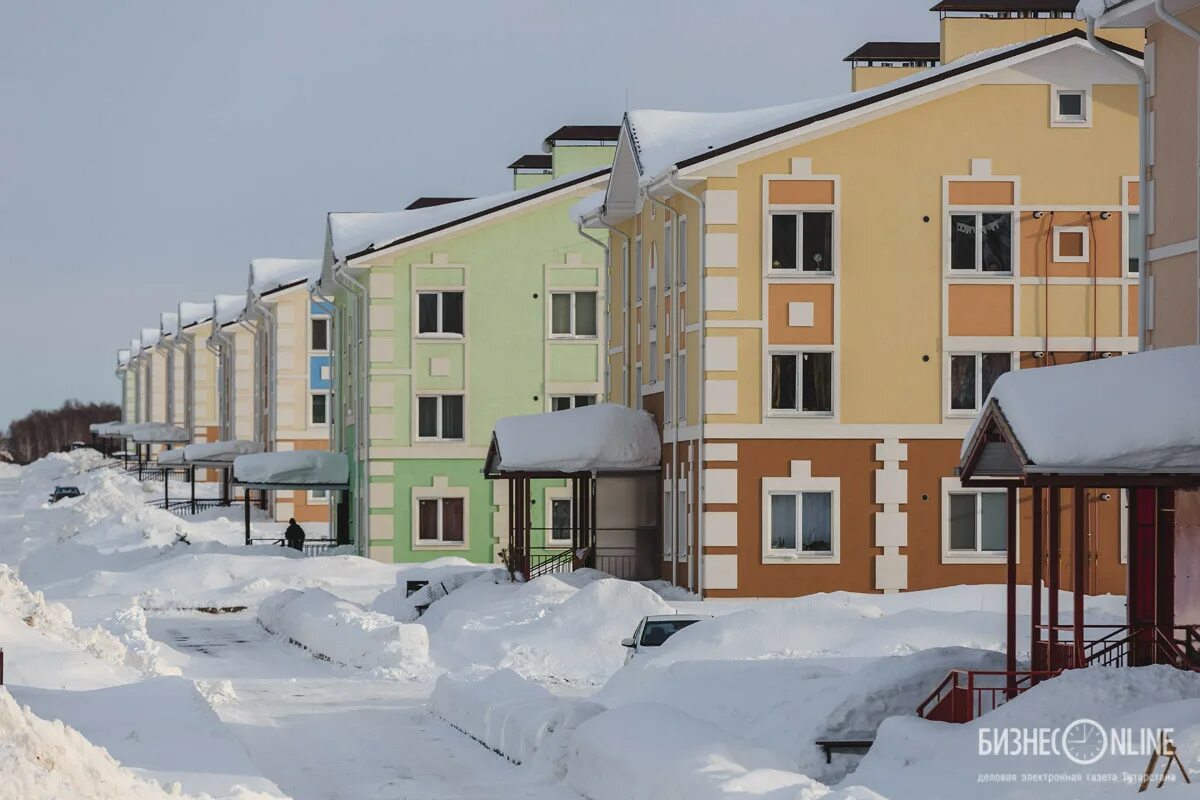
(586, 25, 1143, 597)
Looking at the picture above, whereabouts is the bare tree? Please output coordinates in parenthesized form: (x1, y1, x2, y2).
(3, 400, 120, 464)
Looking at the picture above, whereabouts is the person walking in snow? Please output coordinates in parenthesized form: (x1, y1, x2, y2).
(284, 518, 306, 552)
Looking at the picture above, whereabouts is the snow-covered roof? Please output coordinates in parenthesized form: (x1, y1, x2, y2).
(963, 347, 1200, 474)
(249, 258, 323, 297)
(233, 451, 349, 487)
(160, 312, 179, 338)
(117, 349, 131, 367)
(89, 421, 122, 435)
(488, 404, 661, 475)
(178, 301, 213, 330)
(214, 294, 248, 327)
(570, 190, 607, 225)
(140, 328, 161, 349)
(157, 448, 186, 465)
(182, 439, 264, 464)
(622, 31, 1137, 188)
(130, 423, 192, 444)
(328, 168, 608, 263)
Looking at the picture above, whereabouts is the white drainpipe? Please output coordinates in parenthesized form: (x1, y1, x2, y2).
(333, 263, 369, 557)
(237, 318, 261, 445)
(577, 222, 612, 400)
(666, 173, 706, 599)
(250, 299, 278, 453)
(1150, 0, 1200, 346)
(167, 336, 194, 438)
(597, 217, 632, 406)
(310, 286, 339, 525)
(1086, 18, 1149, 350)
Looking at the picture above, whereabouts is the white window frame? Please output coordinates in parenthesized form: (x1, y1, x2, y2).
(309, 314, 331, 354)
(664, 354, 673, 423)
(766, 349, 835, 418)
(1052, 88, 1090, 127)
(635, 364, 643, 410)
(677, 350, 687, 425)
(767, 210, 835, 275)
(940, 478, 1012, 564)
(1124, 211, 1142, 276)
(761, 464, 840, 564)
(309, 391, 330, 426)
(415, 394, 465, 442)
(663, 220, 673, 292)
(1052, 226, 1090, 263)
(649, 340, 659, 384)
(948, 211, 1014, 275)
(549, 394, 597, 412)
(549, 291, 598, 339)
(411, 484, 469, 550)
(544, 486, 574, 547)
(415, 290, 465, 338)
(648, 244, 659, 330)
(307, 488, 329, 504)
(946, 351, 1013, 417)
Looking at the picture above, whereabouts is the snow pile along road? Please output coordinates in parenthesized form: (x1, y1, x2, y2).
(432, 668, 604, 774)
(258, 587, 432, 675)
(0, 687, 208, 800)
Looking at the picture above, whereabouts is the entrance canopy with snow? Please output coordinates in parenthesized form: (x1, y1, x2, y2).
(176, 439, 264, 467)
(130, 423, 192, 445)
(484, 404, 661, 478)
(959, 347, 1200, 488)
(90, 421, 124, 438)
(232, 450, 349, 490)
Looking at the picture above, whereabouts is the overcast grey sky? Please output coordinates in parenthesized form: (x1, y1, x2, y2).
(0, 0, 932, 428)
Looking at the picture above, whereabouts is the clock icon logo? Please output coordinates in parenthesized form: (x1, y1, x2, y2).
(1062, 719, 1108, 765)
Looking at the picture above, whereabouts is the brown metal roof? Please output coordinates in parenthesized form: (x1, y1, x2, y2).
(844, 41, 941, 62)
(543, 125, 621, 144)
(931, 0, 1076, 11)
(404, 197, 474, 210)
(506, 154, 552, 171)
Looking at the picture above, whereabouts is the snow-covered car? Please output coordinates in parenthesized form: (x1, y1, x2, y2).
(621, 614, 710, 661)
(48, 486, 83, 503)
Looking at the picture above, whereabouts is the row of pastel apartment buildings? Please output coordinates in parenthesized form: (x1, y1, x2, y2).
(94, 0, 1200, 600)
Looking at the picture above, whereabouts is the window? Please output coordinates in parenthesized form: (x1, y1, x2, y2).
(1053, 227, 1089, 263)
(678, 217, 688, 288)
(770, 212, 833, 272)
(948, 491, 1007, 555)
(768, 492, 834, 555)
(417, 497, 465, 544)
(635, 365, 643, 409)
(550, 395, 596, 412)
(550, 292, 597, 337)
(308, 488, 329, 503)
(769, 352, 832, 414)
(949, 353, 1010, 413)
(635, 237, 643, 303)
(310, 317, 330, 352)
(549, 499, 572, 545)
(417, 291, 464, 336)
(1055, 90, 1087, 124)
(677, 351, 687, 424)
(1128, 213, 1142, 274)
(664, 356, 673, 423)
(310, 392, 329, 425)
(648, 246, 658, 329)
(951, 213, 1012, 272)
(649, 341, 658, 384)
(663, 221, 673, 288)
(621, 242, 630, 306)
(417, 395, 464, 440)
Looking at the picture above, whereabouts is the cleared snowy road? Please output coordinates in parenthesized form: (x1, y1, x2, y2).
(149, 612, 578, 800)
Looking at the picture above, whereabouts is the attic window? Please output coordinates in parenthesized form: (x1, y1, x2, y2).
(1054, 90, 1089, 126)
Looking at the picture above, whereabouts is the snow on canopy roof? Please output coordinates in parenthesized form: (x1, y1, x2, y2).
(178, 301, 212, 329)
(233, 450, 349, 487)
(160, 312, 179, 338)
(157, 448, 186, 465)
(214, 294, 248, 327)
(625, 31, 1124, 185)
(182, 439, 264, 463)
(491, 404, 661, 474)
(329, 168, 608, 262)
(131, 423, 191, 443)
(117, 349, 131, 367)
(140, 328, 161, 349)
(89, 421, 122, 434)
(965, 347, 1200, 472)
(249, 258, 323, 297)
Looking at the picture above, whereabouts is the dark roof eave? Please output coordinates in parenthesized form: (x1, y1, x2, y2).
(673, 30, 1140, 174)
(344, 167, 611, 262)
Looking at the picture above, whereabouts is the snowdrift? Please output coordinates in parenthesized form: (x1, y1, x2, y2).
(431, 668, 604, 773)
(430, 575, 674, 685)
(257, 587, 431, 675)
(0, 687, 210, 800)
(369, 560, 503, 622)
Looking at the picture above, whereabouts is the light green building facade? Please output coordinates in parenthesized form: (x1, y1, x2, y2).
(327, 134, 616, 563)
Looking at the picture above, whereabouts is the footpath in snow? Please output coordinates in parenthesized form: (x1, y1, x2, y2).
(0, 450, 1197, 800)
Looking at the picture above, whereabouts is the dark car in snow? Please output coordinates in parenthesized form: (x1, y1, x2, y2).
(48, 486, 84, 503)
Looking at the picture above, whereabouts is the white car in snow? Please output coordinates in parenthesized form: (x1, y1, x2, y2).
(621, 614, 710, 662)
